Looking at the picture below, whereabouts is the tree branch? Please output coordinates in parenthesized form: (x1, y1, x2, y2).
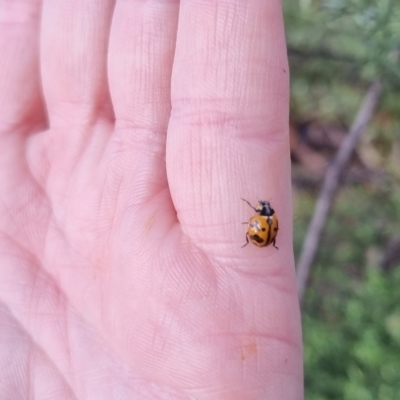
(296, 80, 383, 303)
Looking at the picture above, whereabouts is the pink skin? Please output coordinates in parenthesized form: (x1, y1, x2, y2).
(0, 1, 302, 399)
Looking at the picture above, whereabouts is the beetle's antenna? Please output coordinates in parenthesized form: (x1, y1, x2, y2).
(258, 197, 272, 204)
(241, 198, 257, 212)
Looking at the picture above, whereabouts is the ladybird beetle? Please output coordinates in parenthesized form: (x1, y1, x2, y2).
(242, 198, 279, 249)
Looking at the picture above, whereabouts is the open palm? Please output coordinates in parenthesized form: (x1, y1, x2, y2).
(0, 1, 302, 399)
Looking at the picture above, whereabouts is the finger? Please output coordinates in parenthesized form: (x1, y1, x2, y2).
(167, 1, 291, 259)
(108, 0, 179, 203)
(40, 0, 115, 127)
(0, 0, 45, 135)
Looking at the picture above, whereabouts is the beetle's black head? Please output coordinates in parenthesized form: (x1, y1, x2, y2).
(256, 200, 275, 216)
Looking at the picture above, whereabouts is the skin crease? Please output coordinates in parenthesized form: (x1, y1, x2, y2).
(0, 0, 303, 399)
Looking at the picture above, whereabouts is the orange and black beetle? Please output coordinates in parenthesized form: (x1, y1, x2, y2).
(242, 198, 279, 249)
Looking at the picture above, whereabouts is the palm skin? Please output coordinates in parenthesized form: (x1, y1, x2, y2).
(0, 1, 302, 399)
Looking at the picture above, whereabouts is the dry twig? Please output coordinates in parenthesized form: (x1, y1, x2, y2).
(296, 80, 383, 303)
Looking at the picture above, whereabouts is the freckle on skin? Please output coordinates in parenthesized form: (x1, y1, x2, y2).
(241, 340, 258, 361)
(143, 212, 157, 235)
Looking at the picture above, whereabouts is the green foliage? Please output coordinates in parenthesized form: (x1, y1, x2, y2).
(286, 2, 400, 397)
(295, 186, 400, 399)
(285, 0, 400, 123)
(303, 268, 400, 400)
(285, 0, 400, 80)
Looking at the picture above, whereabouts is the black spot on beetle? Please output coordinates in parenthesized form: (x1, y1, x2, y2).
(250, 234, 264, 244)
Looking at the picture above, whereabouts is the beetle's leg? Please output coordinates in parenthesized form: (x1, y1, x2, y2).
(241, 198, 257, 212)
(242, 234, 249, 248)
(272, 239, 279, 250)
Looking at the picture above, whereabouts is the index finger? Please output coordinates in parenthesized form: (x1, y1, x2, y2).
(167, 1, 291, 264)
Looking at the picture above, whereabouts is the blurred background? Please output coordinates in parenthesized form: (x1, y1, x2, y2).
(284, 0, 400, 398)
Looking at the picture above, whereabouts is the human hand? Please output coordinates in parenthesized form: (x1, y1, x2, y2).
(0, 1, 302, 399)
